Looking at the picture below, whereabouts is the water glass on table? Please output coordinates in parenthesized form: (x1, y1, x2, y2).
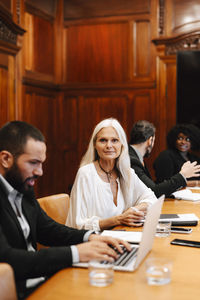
(88, 260, 114, 287)
(145, 257, 172, 285)
(155, 221, 171, 237)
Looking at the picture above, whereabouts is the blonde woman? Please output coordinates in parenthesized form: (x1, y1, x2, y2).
(66, 118, 157, 231)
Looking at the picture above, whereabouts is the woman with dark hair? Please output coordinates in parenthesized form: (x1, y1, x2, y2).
(153, 124, 200, 186)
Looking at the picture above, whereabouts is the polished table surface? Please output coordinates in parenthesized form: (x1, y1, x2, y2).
(27, 199, 200, 300)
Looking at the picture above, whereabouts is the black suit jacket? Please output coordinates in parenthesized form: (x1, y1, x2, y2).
(153, 149, 200, 182)
(128, 145, 186, 198)
(0, 184, 87, 297)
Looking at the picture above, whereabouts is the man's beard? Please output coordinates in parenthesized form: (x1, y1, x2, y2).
(144, 142, 153, 158)
(5, 162, 37, 197)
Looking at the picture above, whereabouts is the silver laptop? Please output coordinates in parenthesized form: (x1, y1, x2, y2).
(73, 195, 164, 272)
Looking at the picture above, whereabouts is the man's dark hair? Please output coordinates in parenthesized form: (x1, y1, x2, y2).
(0, 121, 45, 157)
(167, 123, 200, 151)
(130, 120, 156, 144)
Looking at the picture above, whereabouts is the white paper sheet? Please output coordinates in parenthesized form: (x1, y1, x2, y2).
(101, 230, 142, 243)
(172, 189, 200, 201)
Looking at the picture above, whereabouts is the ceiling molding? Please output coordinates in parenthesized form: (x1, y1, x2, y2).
(153, 30, 200, 55)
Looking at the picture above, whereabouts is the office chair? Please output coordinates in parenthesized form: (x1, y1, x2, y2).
(37, 193, 70, 249)
(37, 193, 70, 224)
(0, 263, 17, 300)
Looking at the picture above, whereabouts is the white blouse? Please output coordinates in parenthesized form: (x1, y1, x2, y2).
(66, 163, 157, 231)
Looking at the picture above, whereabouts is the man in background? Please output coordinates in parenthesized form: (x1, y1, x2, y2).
(0, 121, 130, 299)
(128, 120, 200, 197)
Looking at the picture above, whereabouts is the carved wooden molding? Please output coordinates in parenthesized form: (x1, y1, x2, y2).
(159, 0, 165, 35)
(0, 6, 25, 49)
(16, 0, 21, 24)
(0, 19, 17, 44)
(152, 31, 200, 55)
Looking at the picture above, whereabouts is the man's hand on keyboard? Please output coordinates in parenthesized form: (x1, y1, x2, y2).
(77, 235, 132, 263)
(89, 235, 131, 253)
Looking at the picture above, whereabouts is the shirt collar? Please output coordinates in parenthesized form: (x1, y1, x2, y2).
(0, 174, 23, 199)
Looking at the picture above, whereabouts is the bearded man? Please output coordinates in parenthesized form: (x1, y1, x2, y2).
(0, 121, 130, 299)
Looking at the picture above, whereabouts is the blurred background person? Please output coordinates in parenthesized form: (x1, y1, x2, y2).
(154, 124, 200, 187)
(66, 118, 157, 231)
(129, 120, 200, 197)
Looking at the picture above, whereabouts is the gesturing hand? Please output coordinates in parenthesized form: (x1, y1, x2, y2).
(180, 161, 200, 179)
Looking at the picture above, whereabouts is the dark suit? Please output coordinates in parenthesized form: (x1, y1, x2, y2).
(128, 145, 186, 198)
(0, 184, 87, 298)
(153, 149, 200, 183)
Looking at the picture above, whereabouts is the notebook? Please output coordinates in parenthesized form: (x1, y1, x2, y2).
(159, 213, 199, 226)
(73, 195, 164, 272)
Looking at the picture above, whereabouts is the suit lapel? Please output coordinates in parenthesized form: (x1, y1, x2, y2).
(22, 194, 37, 246)
(130, 146, 145, 168)
(0, 187, 26, 238)
(129, 145, 153, 179)
(144, 163, 152, 179)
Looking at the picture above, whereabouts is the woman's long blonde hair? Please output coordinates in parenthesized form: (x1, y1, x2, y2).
(80, 118, 131, 203)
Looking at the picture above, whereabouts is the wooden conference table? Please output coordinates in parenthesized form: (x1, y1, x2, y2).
(27, 198, 200, 300)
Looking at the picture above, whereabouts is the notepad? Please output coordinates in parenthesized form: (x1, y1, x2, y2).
(172, 189, 200, 201)
(189, 187, 200, 190)
(159, 213, 199, 223)
(101, 230, 142, 243)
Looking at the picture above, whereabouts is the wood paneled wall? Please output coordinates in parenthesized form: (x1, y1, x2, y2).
(59, 0, 158, 191)
(0, 54, 9, 127)
(21, 0, 159, 196)
(66, 22, 129, 83)
(1, 0, 200, 197)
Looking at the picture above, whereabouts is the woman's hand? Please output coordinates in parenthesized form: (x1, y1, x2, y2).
(118, 203, 149, 227)
(98, 203, 149, 230)
(134, 202, 149, 214)
(118, 206, 146, 227)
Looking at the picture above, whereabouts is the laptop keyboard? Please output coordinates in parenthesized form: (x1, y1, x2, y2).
(103, 246, 138, 267)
